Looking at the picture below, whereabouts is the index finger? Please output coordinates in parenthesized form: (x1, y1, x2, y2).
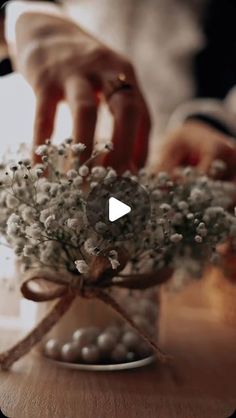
(132, 93, 151, 169)
(102, 68, 150, 173)
(65, 76, 98, 163)
(33, 90, 58, 164)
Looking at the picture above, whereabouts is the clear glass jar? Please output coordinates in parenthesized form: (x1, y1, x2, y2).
(40, 287, 159, 369)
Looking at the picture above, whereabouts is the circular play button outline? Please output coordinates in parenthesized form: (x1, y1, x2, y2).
(86, 177, 150, 240)
(108, 196, 131, 222)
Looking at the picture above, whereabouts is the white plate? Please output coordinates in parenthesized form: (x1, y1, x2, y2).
(46, 355, 156, 371)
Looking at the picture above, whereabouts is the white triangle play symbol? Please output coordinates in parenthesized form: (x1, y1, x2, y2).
(108, 197, 131, 222)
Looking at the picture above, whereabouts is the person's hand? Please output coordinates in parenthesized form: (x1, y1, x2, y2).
(157, 120, 236, 178)
(13, 12, 150, 170)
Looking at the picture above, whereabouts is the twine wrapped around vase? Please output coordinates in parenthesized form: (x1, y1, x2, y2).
(0, 254, 172, 370)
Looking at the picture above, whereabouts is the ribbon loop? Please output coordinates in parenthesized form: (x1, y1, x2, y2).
(21, 277, 68, 302)
(21, 268, 81, 301)
(0, 265, 171, 370)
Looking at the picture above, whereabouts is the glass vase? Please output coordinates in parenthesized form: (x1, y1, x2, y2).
(38, 287, 159, 370)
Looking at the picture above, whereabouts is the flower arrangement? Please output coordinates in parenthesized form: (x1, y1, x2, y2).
(0, 139, 236, 369)
(0, 140, 235, 279)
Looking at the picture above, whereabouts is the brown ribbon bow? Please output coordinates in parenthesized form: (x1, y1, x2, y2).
(0, 255, 172, 370)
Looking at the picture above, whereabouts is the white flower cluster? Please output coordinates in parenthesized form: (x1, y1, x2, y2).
(0, 140, 235, 287)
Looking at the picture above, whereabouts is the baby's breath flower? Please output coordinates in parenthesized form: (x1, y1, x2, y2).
(183, 167, 193, 177)
(22, 158, 31, 167)
(105, 143, 113, 151)
(108, 250, 120, 270)
(37, 193, 49, 205)
(167, 180, 174, 188)
(7, 214, 21, 225)
(50, 183, 59, 197)
(173, 213, 183, 225)
(106, 169, 117, 179)
(190, 188, 205, 204)
(67, 169, 77, 179)
(210, 159, 226, 174)
(23, 245, 35, 257)
(138, 168, 146, 177)
(205, 206, 224, 219)
(73, 176, 83, 187)
(194, 235, 203, 243)
(65, 138, 73, 144)
(84, 238, 98, 255)
(71, 143, 86, 153)
(95, 222, 107, 234)
(178, 201, 188, 211)
(58, 147, 65, 155)
(0, 143, 236, 289)
(41, 182, 51, 193)
(75, 260, 89, 274)
(7, 222, 19, 236)
(42, 156, 48, 163)
(151, 190, 162, 201)
(123, 170, 132, 178)
(160, 203, 171, 213)
(35, 168, 44, 177)
(79, 165, 89, 177)
(26, 224, 42, 240)
(158, 172, 169, 182)
(91, 166, 106, 178)
(90, 182, 98, 189)
(35, 145, 48, 156)
(109, 250, 118, 258)
(44, 215, 56, 229)
(10, 164, 18, 172)
(6, 195, 18, 208)
(67, 218, 80, 229)
(109, 258, 120, 270)
(40, 209, 52, 223)
(170, 233, 183, 243)
(196, 227, 208, 237)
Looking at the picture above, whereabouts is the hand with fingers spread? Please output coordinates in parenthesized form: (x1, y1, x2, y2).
(157, 120, 236, 179)
(13, 11, 150, 170)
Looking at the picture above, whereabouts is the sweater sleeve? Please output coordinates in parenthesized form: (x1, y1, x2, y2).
(0, 0, 63, 76)
(0, 0, 60, 16)
(167, 96, 236, 140)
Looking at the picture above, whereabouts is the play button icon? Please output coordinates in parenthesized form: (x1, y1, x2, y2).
(86, 177, 150, 240)
(108, 197, 131, 222)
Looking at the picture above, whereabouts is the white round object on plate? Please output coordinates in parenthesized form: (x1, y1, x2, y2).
(44, 339, 61, 360)
(72, 327, 100, 348)
(81, 345, 100, 363)
(97, 332, 117, 352)
(111, 343, 127, 363)
(61, 342, 80, 363)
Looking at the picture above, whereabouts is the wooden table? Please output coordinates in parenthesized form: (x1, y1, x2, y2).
(0, 282, 236, 418)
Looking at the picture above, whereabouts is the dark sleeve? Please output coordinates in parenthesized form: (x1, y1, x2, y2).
(194, 0, 236, 100)
(0, 0, 7, 14)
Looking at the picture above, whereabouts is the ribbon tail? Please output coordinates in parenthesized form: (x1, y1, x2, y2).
(0, 292, 76, 371)
(96, 289, 171, 364)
